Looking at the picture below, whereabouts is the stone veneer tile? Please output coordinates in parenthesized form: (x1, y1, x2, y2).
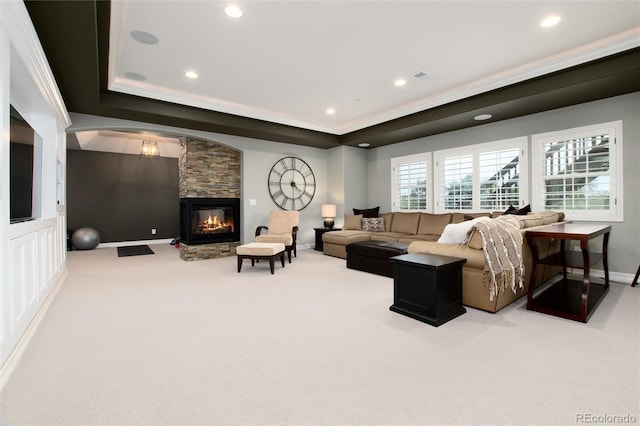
(180, 242, 240, 261)
(178, 137, 241, 199)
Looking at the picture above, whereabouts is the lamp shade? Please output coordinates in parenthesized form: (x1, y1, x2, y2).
(321, 204, 336, 218)
(141, 140, 160, 158)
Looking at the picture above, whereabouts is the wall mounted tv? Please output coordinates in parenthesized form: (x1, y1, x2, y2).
(9, 105, 37, 223)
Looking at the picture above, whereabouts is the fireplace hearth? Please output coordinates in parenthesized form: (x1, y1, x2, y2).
(180, 198, 240, 245)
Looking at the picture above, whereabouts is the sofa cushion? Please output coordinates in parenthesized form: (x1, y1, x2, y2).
(361, 217, 385, 232)
(517, 211, 564, 229)
(379, 213, 394, 231)
(390, 212, 420, 234)
(344, 214, 363, 230)
(353, 206, 380, 218)
(408, 240, 486, 270)
(322, 230, 371, 245)
(417, 213, 452, 236)
(370, 233, 411, 243)
(398, 234, 440, 244)
(467, 211, 566, 248)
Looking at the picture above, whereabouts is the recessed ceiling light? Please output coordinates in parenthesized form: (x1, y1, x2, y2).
(326, 108, 336, 115)
(130, 30, 159, 45)
(358, 143, 371, 148)
(225, 5, 243, 18)
(394, 79, 406, 87)
(185, 71, 199, 79)
(474, 114, 492, 121)
(540, 16, 561, 28)
(124, 72, 146, 81)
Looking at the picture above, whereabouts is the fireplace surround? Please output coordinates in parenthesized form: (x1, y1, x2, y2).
(178, 136, 241, 261)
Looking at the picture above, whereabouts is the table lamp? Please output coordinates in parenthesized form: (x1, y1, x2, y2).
(321, 204, 337, 229)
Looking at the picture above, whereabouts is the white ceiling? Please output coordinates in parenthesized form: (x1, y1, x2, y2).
(107, 1, 639, 136)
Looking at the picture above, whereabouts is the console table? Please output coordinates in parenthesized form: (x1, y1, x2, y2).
(526, 223, 610, 323)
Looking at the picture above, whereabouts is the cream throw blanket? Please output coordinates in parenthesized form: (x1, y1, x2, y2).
(469, 215, 524, 301)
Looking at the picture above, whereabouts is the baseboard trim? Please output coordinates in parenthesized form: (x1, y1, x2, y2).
(569, 268, 634, 285)
(0, 269, 68, 391)
(97, 238, 173, 248)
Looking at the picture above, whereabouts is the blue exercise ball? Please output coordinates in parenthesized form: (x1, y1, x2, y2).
(71, 227, 100, 250)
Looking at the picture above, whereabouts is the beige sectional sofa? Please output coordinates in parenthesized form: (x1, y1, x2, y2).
(323, 210, 566, 312)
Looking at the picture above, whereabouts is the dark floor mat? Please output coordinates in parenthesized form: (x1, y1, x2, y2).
(117, 245, 155, 257)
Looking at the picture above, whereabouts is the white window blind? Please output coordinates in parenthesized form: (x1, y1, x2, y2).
(440, 154, 473, 210)
(532, 121, 622, 221)
(479, 147, 521, 210)
(434, 137, 527, 213)
(391, 153, 431, 211)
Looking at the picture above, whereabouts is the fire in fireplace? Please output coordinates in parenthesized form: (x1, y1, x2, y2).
(180, 198, 240, 245)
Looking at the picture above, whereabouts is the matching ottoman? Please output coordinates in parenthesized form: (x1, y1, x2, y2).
(346, 241, 409, 277)
(237, 242, 285, 274)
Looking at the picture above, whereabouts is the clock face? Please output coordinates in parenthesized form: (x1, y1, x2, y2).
(268, 156, 316, 211)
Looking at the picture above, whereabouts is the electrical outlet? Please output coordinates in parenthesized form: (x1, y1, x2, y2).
(151, 228, 157, 235)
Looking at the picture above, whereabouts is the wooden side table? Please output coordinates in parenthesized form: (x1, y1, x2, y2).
(389, 253, 466, 327)
(526, 223, 611, 323)
(314, 227, 340, 251)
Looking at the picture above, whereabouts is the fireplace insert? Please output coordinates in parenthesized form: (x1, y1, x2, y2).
(180, 198, 240, 245)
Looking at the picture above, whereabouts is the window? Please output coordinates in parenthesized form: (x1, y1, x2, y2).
(391, 153, 431, 211)
(531, 121, 623, 221)
(434, 137, 528, 213)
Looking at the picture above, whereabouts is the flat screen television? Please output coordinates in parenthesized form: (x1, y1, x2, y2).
(9, 105, 36, 223)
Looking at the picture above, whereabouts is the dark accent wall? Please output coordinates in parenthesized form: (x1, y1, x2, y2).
(67, 150, 179, 242)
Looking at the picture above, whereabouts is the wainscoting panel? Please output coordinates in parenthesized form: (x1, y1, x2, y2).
(1, 219, 66, 374)
(10, 233, 38, 332)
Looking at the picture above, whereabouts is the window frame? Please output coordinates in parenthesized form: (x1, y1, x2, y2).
(433, 137, 529, 214)
(531, 121, 623, 222)
(390, 153, 432, 212)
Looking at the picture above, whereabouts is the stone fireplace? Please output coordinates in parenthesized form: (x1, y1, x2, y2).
(178, 137, 241, 261)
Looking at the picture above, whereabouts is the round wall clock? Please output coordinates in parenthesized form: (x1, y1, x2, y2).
(268, 156, 316, 211)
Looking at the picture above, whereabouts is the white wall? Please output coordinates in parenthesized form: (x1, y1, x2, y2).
(0, 1, 70, 384)
(366, 92, 640, 276)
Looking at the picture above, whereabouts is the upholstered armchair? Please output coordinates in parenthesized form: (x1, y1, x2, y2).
(255, 210, 299, 262)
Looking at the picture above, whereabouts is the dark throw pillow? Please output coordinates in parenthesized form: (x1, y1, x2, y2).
(353, 206, 380, 218)
(504, 204, 531, 215)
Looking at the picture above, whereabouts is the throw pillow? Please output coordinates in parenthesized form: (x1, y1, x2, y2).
(353, 206, 380, 218)
(503, 204, 531, 215)
(361, 217, 385, 232)
(438, 216, 491, 244)
(343, 214, 363, 230)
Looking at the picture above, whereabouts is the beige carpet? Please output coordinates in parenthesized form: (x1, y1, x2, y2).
(1, 244, 638, 425)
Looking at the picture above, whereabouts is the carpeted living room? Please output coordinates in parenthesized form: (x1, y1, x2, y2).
(1, 243, 638, 425)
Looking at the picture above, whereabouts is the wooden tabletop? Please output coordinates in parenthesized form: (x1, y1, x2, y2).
(525, 223, 611, 240)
